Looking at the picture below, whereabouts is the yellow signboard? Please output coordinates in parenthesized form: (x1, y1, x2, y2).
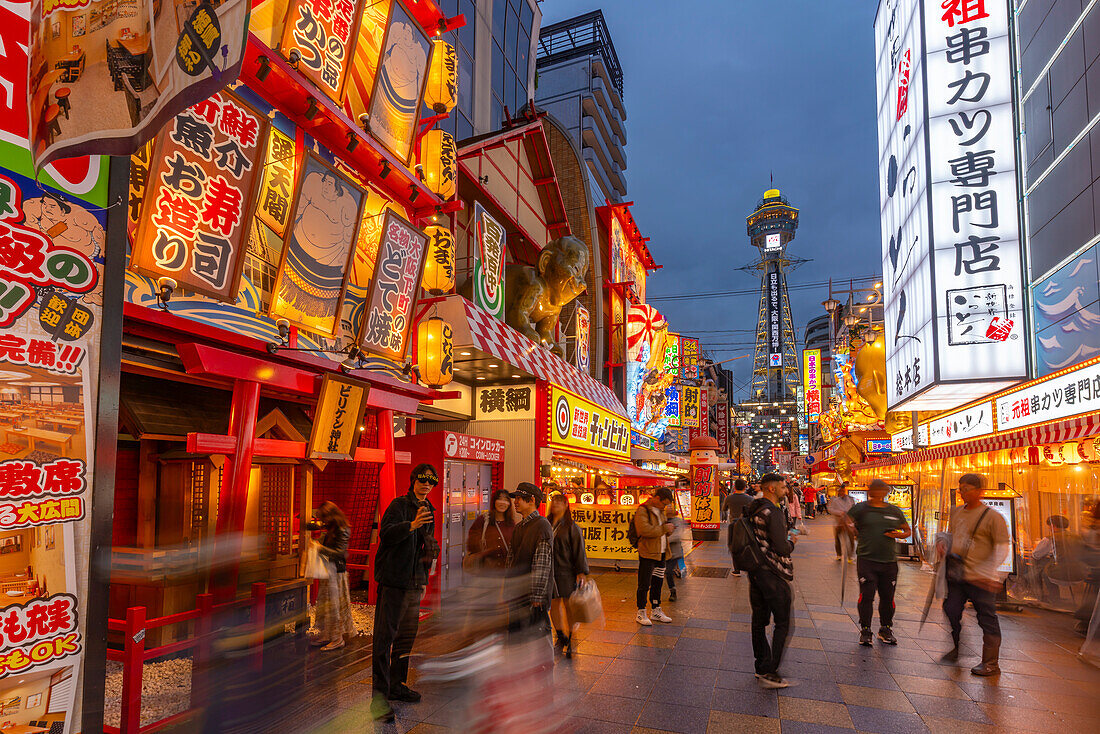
(308, 374, 370, 459)
(573, 503, 635, 560)
(548, 385, 631, 460)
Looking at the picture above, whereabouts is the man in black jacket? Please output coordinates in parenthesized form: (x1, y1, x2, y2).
(371, 463, 440, 722)
(746, 473, 796, 689)
(508, 482, 555, 635)
(724, 479, 755, 577)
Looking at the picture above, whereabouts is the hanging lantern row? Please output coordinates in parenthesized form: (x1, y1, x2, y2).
(420, 129, 456, 200)
(422, 225, 456, 295)
(417, 315, 453, 389)
(425, 40, 458, 115)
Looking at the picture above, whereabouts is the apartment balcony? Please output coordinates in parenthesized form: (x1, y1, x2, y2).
(591, 75, 626, 146)
(581, 97, 626, 169)
(583, 147, 619, 203)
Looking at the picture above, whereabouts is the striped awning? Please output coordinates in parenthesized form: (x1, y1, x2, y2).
(855, 412, 1100, 469)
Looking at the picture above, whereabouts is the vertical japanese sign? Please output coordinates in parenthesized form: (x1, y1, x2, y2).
(270, 154, 364, 337)
(280, 0, 362, 102)
(366, 0, 431, 164)
(767, 266, 782, 366)
(680, 337, 699, 379)
(664, 381, 680, 428)
(689, 382, 709, 441)
(358, 210, 427, 361)
(715, 401, 730, 457)
(472, 202, 506, 319)
(27, 0, 250, 168)
(803, 348, 821, 420)
(875, 0, 1025, 410)
(796, 385, 807, 429)
(308, 374, 370, 459)
(256, 127, 299, 238)
(0, 168, 103, 729)
(681, 386, 699, 429)
(129, 92, 264, 301)
(573, 304, 590, 373)
(663, 333, 680, 375)
(689, 464, 718, 530)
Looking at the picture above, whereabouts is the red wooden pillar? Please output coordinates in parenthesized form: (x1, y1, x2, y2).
(368, 409, 397, 604)
(120, 606, 146, 734)
(212, 379, 262, 602)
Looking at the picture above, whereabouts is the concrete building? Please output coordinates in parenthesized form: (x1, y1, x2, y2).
(535, 10, 628, 204)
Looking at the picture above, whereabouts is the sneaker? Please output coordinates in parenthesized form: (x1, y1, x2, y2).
(650, 607, 673, 624)
(388, 684, 421, 703)
(758, 672, 790, 689)
(878, 627, 898, 645)
(636, 609, 653, 626)
(859, 628, 874, 646)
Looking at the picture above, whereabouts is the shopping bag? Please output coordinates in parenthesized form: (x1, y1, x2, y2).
(567, 579, 604, 625)
(303, 540, 330, 580)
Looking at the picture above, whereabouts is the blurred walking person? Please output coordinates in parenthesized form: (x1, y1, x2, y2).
(940, 473, 1010, 676)
(746, 473, 796, 689)
(306, 501, 354, 651)
(844, 479, 910, 646)
(548, 492, 589, 657)
(830, 483, 855, 561)
(724, 479, 754, 577)
(508, 483, 556, 635)
(665, 502, 688, 601)
(634, 487, 676, 625)
(371, 464, 441, 721)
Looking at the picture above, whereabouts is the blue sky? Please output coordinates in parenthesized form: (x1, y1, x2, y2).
(541, 1, 884, 395)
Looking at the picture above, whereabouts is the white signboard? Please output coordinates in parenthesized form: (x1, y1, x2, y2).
(765, 233, 781, 251)
(996, 359, 1100, 431)
(916, 422, 930, 447)
(980, 497, 1015, 575)
(892, 430, 915, 451)
(875, 0, 1026, 411)
(926, 400, 994, 445)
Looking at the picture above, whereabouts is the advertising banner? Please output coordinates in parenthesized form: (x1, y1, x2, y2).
(472, 202, 506, 319)
(681, 386, 699, 429)
(547, 385, 630, 461)
(358, 210, 428, 361)
(680, 337, 699, 379)
(663, 333, 680, 375)
(27, 0, 249, 168)
(626, 305, 674, 442)
(803, 348, 821, 420)
(573, 504, 634, 560)
(767, 267, 781, 366)
(365, 0, 432, 164)
(573, 305, 590, 374)
(308, 374, 370, 459)
(995, 359, 1100, 431)
(689, 464, 718, 530)
(689, 382, 709, 442)
(475, 384, 534, 420)
(280, 0, 364, 103)
(715, 401, 729, 456)
(926, 400, 994, 445)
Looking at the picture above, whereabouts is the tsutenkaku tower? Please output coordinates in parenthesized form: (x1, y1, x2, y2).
(748, 189, 801, 403)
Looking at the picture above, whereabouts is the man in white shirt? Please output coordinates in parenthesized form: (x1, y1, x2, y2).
(828, 484, 855, 561)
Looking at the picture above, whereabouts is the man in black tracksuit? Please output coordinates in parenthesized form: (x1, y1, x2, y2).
(371, 463, 440, 722)
(746, 473, 796, 689)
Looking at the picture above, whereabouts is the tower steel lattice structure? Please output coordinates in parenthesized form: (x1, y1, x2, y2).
(747, 189, 801, 403)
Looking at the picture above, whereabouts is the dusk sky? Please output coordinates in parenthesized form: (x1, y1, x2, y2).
(541, 1, 885, 396)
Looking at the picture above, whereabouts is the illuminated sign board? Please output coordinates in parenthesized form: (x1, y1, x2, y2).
(866, 439, 893, 454)
(548, 385, 631, 460)
(765, 233, 781, 251)
(926, 400, 994, 445)
(995, 359, 1100, 431)
(309, 374, 370, 459)
(767, 268, 782, 365)
(891, 430, 915, 452)
(803, 348, 822, 421)
(875, 0, 1026, 410)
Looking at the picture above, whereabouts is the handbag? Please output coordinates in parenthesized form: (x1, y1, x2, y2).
(303, 540, 330, 580)
(946, 507, 989, 584)
(567, 579, 604, 624)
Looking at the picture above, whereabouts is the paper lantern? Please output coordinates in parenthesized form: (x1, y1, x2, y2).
(1042, 444, 1063, 466)
(420, 129, 456, 199)
(1062, 441, 1083, 465)
(416, 316, 453, 388)
(1080, 438, 1100, 462)
(425, 40, 457, 114)
(580, 492, 594, 505)
(422, 225, 455, 295)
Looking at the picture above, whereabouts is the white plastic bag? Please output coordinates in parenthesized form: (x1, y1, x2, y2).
(303, 540, 330, 580)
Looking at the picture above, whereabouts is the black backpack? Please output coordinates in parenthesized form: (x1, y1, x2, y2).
(627, 510, 640, 549)
(728, 507, 767, 572)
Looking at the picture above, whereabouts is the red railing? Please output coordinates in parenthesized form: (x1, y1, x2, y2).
(103, 582, 268, 734)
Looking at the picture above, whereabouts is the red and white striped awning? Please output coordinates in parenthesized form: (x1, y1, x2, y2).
(855, 412, 1100, 469)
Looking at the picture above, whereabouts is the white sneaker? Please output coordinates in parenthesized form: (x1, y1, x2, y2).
(651, 607, 673, 624)
(636, 609, 653, 626)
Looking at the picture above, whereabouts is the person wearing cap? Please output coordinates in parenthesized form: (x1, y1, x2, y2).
(633, 487, 676, 625)
(371, 464, 441, 721)
(940, 472, 1010, 676)
(507, 482, 556, 634)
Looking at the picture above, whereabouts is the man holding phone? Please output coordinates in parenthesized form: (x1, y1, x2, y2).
(371, 464, 440, 721)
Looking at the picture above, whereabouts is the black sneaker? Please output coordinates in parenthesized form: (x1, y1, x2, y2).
(878, 627, 898, 645)
(668, 589, 678, 602)
(388, 684, 421, 703)
(758, 672, 790, 689)
(859, 628, 874, 646)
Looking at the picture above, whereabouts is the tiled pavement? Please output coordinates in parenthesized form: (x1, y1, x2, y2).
(295, 514, 1100, 733)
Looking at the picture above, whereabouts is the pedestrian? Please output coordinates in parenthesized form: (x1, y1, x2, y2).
(665, 502, 688, 601)
(633, 487, 675, 625)
(724, 479, 755, 577)
(306, 501, 355, 651)
(1030, 514, 1087, 605)
(548, 492, 589, 657)
(843, 478, 911, 646)
(939, 472, 1010, 676)
(746, 473, 796, 689)
(829, 483, 855, 562)
(508, 482, 556, 635)
(787, 483, 803, 532)
(803, 484, 817, 519)
(817, 489, 828, 516)
(371, 464, 441, 721)
(466, 487, 516, 572)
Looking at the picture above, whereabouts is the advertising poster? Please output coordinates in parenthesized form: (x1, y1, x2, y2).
(0, 166, 104, 732)
(472, 202, 506, 319)
(625, 305, 674, 441)
(255, 127, 300, 239)
(803, 348, 821, 420)
(548, 385, 630, 461)
(366, 0, 431, 164)
(27, 0, 250, 168)
(280, 0, 363, 103)
(343, 0, 395, 127)
(767, 267, 782, 366)
(358, 210, 427, 361)
(129, 92, 265, 302)
(270, 154, 364, 337)
(689, 382, 709, 442)
(573, 504, 634, 560)
(681, 386, 699, 429)
(680, 337, 698, 379)
(715, 401, 729, 456)
(690, 464, 718, 530)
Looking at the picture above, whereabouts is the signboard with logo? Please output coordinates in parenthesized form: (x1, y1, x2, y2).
(866, 439, 893, 454)
(926, 400, 994, 445)
(689, 381, 709, 442)
(680, 337, 699, 379)
(765, 233, 781, 251)
(875, 0, 1026, 410)
(472, 202, 506, 319)
(796, 385, 807, 429)
(474, 384, 535, 420)
(574, 305, 590, 373)
(547, 385, 630, 460)
(280, 0, 363, 103)
(803, 348, 822, 421)
(891, 430, 915, 452)
(443, 431, 505, 463)
(995, 359, 1100, 431)
(308, 374, 370, 459)
(573, 504, 634, 560)
(689, 464, 719, 530)
(630, 430, 655, 450)
(663, 333, 681, 375)
(799, 433, 810, 454)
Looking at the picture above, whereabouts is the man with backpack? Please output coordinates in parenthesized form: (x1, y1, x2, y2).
(724, 479, 755, 577)
(729, 473, 795, 688)
(630, 487, 675, 625)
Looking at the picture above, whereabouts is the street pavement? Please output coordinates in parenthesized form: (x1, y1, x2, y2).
(306, 512, 1099, 733)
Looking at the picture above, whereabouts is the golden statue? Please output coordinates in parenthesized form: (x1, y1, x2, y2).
(854, 329, 888, 420)
(502, 236, 589, 357)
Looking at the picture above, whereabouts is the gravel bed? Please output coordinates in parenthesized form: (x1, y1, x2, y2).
(104, 657, 192, 729)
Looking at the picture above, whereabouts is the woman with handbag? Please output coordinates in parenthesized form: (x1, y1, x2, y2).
(548, 492, 589, 658)
(306, 501, 355, 651)
(466, 488, 516, 572)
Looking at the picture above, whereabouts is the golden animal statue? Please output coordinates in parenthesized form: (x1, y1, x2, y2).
(854, 330, 888, 420)
(839, 360, 880, 427)
(503, 235, 589, 357)
(884, 410, 912, 435)
(833, 438, 864, 482)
